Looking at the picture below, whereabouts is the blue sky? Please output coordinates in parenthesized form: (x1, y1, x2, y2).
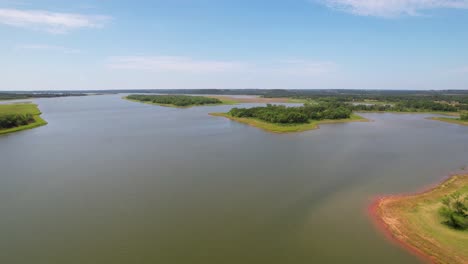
(1, 0, 468, 90)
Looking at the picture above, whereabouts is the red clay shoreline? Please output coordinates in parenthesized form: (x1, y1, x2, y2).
(368, 169, 468, 264)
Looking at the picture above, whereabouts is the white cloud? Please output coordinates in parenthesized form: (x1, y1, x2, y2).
(454, 66, 468, 73)
(319, 0, 468, 17)
(0, 8, 111, 33)
(108, 56, 244, 73)
(16, 44, 81, 54)
(107, 56, 336, 76)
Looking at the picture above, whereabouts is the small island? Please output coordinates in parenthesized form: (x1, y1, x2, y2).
(125, 94, 237, 107)
(430, 112, 468, 126)
(210, 102, 368, 133)
(0, 103, 47, 135)
(371, 174, 468, 264)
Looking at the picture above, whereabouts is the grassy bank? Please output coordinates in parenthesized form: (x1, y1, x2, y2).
(373, 174, 468, 264)
(429, 117, 468, 126)
(209, 112, 368, 133)
(0, 103, 47, 135)
(124, 96, 238, 108)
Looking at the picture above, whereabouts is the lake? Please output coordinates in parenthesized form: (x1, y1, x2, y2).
(0, 94, 467, 264)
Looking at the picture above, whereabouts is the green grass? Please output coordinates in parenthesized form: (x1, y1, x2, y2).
(209, 112, 368, 133)
(124, 96, 238, 108)
(429, 117, 468, 126)
(376, 175, 468, 264)
(0, 103, 47, 135)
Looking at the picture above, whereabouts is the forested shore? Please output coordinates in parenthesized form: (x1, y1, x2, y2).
(126, 94, 226, 107)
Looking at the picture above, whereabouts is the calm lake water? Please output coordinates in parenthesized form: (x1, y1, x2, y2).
(0, 95, 467, 264)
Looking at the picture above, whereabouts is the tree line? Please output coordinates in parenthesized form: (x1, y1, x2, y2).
(0, 114, 35, 129)
(127, 94, 222, 107)
(351, 100, 459, 112)
(0, 93, 87, 100)
(228, 102, 352, 124)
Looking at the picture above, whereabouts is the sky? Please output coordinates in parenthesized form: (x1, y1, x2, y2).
(1, 0, 468, 91)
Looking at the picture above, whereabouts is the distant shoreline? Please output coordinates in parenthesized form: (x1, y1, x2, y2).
(123, 96, 238, 108)
(429, 117, 468, 126)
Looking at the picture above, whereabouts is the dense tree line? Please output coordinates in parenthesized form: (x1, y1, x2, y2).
(439, 192, 467, 230)
(351, 99, 458, 112)
(127, 94, 222, 107)
(228, 102, 351, 124)
(275, 93, 468, 112)
(0, 114, 34, 129)
(0, 93, 87, 100)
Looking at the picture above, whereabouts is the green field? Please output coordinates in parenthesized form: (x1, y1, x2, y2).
(430, 117, 468, 126)
(0, 103, 47, 135)
(376, 174, 468, 264)
(209, 112, 368, 133)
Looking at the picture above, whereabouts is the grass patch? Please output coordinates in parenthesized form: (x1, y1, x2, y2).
(0, 103, 47, 135)
(209, 112, 368, 133)
(375, 174, 468, 264)
(429, 117, 468, 126)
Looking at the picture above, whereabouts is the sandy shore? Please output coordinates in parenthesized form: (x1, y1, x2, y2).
(369, 173, 468, 264)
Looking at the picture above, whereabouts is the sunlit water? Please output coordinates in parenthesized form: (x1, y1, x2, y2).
(0, 95, 467, 264)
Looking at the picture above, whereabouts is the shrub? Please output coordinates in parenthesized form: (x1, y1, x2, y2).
(439, 192, 468, 230)
(0, 113, 35, 129)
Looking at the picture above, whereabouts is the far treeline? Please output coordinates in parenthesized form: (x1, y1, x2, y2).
(0, 92, 88, 101)
(116, 89, 468, 113)
(126, 94, 222, 107)
(229, 102, 351, 124)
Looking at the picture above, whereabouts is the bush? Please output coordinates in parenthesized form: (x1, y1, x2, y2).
(0, 113, 35, 129)
(439, 192, 468, 229)
(460, 112, 468, 121)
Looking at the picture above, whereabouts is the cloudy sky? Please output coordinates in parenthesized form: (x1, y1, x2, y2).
(1, 0, 468, 90)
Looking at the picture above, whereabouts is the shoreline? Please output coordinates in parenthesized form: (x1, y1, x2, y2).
(428, 117, 468, 126)
(210, 112, 369, 133)
(369, 172, 468, 264)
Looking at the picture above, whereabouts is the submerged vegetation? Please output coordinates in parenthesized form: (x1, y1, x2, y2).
(373, 174, 468, 264)
(0, 103, 47, 135)
(126, 94, 227, 107)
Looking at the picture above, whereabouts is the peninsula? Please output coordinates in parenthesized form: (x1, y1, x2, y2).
(0, 103, 47, 135)
(210, 102, 368, 133)
(371, 174, 468, 264)
(430, 112, 468, 126)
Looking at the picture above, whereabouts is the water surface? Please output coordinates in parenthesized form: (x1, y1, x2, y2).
(0, 95, 467, 264)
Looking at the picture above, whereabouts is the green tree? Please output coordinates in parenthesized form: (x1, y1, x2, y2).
(439, 192, 468, 229)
